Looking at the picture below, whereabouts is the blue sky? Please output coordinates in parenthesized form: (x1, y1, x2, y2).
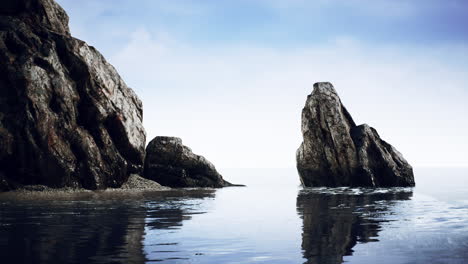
(56, 0, 468, 169)
(58, 0, 468, 48)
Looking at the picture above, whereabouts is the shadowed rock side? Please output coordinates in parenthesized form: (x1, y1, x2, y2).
(296, 82, 415, 187)
(0, 0, 146, 190)
(296, 189, 413, 264)
(144, 137, 234, 188)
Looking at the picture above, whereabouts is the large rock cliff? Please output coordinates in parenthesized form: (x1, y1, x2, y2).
(0, 0, 146, 190)
(144, 137, 233, 188)
(296, 82, 415, 187)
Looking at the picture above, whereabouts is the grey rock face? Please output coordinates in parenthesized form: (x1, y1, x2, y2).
(119, 174, 170, 191)
(144, 137, 233, 188)
(0, 0, 146, 190)
(1, 0, 70, 36)
(297, 82, 415, 187)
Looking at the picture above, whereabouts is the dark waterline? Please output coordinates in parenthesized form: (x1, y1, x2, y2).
(0, 168, 467, 264)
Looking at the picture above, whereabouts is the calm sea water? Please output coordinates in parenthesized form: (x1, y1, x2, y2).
(1, 168, 467, 264)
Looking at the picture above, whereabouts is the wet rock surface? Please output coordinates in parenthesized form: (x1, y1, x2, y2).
(296, 82, 415, 187)
(144, 137, 234, 188)
(0, 0, 146, 190)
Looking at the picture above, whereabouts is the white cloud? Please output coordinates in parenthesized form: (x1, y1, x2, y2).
(110, 29, 468, 169)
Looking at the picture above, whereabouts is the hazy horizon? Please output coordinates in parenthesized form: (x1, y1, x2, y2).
(56, 0, 468, 169)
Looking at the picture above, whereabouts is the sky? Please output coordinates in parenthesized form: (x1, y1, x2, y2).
(56, 0, 468, 169)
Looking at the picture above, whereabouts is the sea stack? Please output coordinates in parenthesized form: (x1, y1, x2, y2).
(0, 0, 146, 190)
(296, 82, 415, 187)
(144, 137, 233, 188)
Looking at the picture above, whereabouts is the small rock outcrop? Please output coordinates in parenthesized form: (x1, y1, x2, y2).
(0, 0, 146, 190)
(296, 82, 415, 187)
(119, 174, 169, 191)
(144, 137, 233, 188)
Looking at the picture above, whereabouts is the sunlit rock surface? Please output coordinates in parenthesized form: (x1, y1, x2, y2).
(144, 137, 234, 188)
(119, 174, 169, 191)
(0, 0, 146, 190)
(296, 82, 415, 187)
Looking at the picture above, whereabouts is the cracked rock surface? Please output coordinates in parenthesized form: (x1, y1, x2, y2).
(144, 137, 234, 188)
(0, 0, 146, 190)
(296, 82, 415, 187)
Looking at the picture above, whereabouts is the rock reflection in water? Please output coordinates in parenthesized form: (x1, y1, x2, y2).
(0, 190, 215, 264)
(296, 188, 412, 264)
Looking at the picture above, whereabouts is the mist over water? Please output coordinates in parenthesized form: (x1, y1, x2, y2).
(1, 168, 467, 264)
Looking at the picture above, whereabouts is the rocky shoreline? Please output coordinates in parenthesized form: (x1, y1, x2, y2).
(0, 0, 415, 193)
(1, 175, 168, 195)
(0, 0, 236, 192)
